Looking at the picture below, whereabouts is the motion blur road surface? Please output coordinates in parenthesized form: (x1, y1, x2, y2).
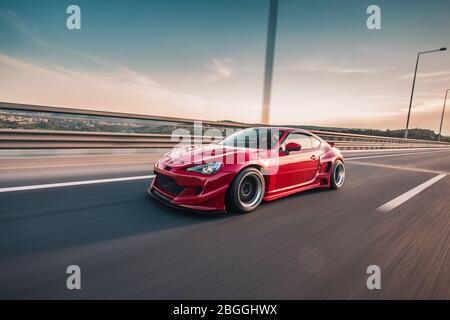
(0, 148, 449, 299)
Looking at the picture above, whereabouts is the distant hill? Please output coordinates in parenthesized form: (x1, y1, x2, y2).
(1, 108, 449, 142)
(222, 121, 450, 142)
(294, 126, 450, 143)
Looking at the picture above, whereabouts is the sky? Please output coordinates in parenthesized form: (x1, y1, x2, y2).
(1, 0, 450, 134)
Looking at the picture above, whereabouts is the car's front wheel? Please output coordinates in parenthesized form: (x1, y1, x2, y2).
(228, 167, 265, 213)
(330, 160, 345, 189)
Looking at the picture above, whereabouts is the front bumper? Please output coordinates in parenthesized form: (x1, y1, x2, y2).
(147, 186, 226, 213)
(148, 164, 234, 212)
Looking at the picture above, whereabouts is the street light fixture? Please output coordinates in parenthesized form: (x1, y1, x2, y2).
(404, 47, 447, 139)
(438, 89, 449, 141)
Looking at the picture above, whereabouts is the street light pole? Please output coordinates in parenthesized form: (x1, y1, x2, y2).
(438, 89, 449, 141)
(404, 53, 420, 140)
(404, 47, 447, 139)
(261, 0, 279, 125)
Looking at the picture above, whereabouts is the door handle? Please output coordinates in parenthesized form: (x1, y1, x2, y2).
(310, 155, 317, 160)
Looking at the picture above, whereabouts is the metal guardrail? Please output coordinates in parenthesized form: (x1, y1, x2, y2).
(0, 102, 250, 129)
(0, 129, 204, 149)
(1, 102, 449, 150)
(1, 129, 449, 150)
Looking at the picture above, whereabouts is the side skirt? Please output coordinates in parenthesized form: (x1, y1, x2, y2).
(263, 182, 329, 202)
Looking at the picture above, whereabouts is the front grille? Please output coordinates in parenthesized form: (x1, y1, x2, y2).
(155, 174, 184, 196)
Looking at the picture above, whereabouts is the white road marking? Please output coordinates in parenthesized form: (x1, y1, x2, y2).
(377, 174, 447, 212)
(343, 147, 450, 154)
(0, 175, 156, 193)
(346, 149, 450, 161)
(349, 161, 448, 175)
(1, 148, 448, 193)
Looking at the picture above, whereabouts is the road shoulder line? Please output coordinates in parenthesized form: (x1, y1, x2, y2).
(0, 175, 156, 193)
(346, 149, 450, 161)
(348, 161, 448, 175)
(377, 174, 447, 213)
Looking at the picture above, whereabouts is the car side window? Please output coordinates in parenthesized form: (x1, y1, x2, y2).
(311, 136, 321, 148)
(282, 133, 313, 150)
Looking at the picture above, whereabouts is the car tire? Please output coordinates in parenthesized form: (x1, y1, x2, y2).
(228, 167, 265, 213)
(330, 160, 345, 189)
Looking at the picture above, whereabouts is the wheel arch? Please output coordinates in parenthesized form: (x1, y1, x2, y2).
(224, 164, 266, 211)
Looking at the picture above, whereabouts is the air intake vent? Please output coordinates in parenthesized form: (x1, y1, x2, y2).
(155, 174, 184, 195)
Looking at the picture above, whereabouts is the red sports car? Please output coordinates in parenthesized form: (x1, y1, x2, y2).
(148, 127, 345, 213)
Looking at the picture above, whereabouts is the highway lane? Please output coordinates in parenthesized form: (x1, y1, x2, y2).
(0, 152, 160, 188)
(0, 149, 449, 299)
(1, 147, 449, 187)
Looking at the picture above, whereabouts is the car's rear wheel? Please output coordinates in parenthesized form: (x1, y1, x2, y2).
(330, 160, 345, 189)
(228, 167, 265, 213)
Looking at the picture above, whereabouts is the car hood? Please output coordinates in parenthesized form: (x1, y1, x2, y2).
(160, 144, 270, 168)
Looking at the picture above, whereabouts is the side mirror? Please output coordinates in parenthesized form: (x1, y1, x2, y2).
(285, 142, 301, 153)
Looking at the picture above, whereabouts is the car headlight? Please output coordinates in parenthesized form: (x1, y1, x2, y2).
(186, 162, 222, 175)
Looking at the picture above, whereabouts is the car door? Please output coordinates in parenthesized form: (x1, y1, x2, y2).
(274, 132, 320, 190)
(301, 135, 321, 182)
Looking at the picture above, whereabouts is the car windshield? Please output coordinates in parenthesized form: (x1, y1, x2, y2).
(219, 128, 284, 150)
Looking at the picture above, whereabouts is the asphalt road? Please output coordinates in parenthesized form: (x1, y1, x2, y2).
(0, 148, 449, 299)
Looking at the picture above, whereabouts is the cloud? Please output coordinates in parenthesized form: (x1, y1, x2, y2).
(360, 95, 400, 99)
(0, 54, 250, 120)
(317, 109, 445, 133)
(288, 59, 395, 74)
(0, 6, 48, 47)
(398, 70, 450, 80)
(0, 7, 125, 71)
(205, 58, 234, 82)
(0, 7, 255, 122)
(399, 99, 444, 114)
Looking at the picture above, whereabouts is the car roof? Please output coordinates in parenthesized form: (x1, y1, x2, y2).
(250, 127, 311, 134)
(247, 127, 324, 142)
